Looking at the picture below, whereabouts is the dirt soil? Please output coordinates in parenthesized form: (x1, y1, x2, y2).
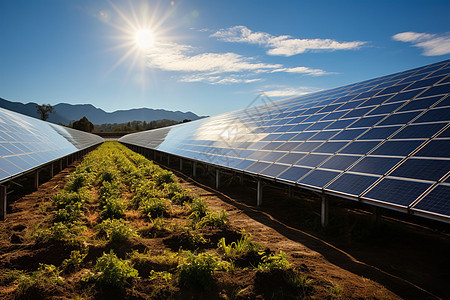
(0, 157, 448, 299)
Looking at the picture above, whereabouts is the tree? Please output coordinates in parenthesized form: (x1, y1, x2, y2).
(36, 104, 55, 121)
(72, 116, 94, 132)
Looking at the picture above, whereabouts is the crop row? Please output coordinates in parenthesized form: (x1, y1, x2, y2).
(1, 142, 313, 298)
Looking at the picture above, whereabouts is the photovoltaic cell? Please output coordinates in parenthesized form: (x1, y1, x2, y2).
(370, 140, 424, 156)
(119, 59, 450, 223)
(390, 158, 450, 181)
(413, 185, 450, 217)
(363, 178, 432, 207)
(349, 156, 401, 175)
(299, 169, 340, 188)
(327, 173, 379, 196)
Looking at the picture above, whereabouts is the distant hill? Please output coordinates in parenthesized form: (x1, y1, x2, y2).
(0, 98, 205, 125)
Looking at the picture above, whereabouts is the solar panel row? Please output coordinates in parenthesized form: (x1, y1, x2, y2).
(119, 59, 450, 223)
(0, 108, 104, 183)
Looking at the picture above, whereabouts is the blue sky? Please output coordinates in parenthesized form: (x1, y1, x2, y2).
(1, 0, 449, 117)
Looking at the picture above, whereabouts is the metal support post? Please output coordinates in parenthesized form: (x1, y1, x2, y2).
(288, 186, 293, 198)
(240, 173, 244, 185)
(321, 194, 329, 228)
(257, 179, 263, 207)
(59, 159, 63, 171)
(215, 169, 220, 189)
(180, 159, 183, 171)
(167, 155, 170, 166)
(50, 163, 54, 178)
(0, 185, 6, 220)
(34, 170, 40, 190)
(193, 161, 197, 177)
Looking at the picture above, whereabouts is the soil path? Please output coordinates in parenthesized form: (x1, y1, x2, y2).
(172, 170, 442, 300)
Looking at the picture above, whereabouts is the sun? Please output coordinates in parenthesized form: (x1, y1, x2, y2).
(135, 29, 154, 50)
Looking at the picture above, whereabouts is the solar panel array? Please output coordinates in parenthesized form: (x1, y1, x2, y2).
(0, 107, 104, 183)
(120, 59, 450, 223)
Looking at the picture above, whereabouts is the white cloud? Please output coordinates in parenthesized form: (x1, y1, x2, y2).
(211, 25, 366, 56)
(272, 66, 333, 76)
(180, 74, 263, 85)
(144, 41, 332, 84)
(145, 42, 282, 73)
(263, 87, 320, 98)
(392, 32, 450, 56)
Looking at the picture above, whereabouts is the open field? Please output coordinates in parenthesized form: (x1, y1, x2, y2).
(0, 142, 446, 299)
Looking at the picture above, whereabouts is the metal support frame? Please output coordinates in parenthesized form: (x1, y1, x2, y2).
(34, 170, 40, 190)
(59, 159, 63, 171)
(239, 173, 244, 185)
(257, 179, 263, 207)
(321, 194, 329, 228)
(0, 185, 6, 220)
(167, 155, 170, 166)
(179, 158, 183, 171)
(193, 162, 197, 177)
(50, 163, 54, 178)
(215, 169, 220, 189)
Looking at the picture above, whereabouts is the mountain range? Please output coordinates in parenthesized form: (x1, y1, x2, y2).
(0, 97, 205, 125)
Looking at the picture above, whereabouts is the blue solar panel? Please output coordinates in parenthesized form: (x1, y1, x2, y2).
(119, 59, 450, 223)
(0, 108, 103, 183)
(413, 185, 450, 217)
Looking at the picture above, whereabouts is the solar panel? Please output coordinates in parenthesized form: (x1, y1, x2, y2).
(119, 59, 450, 223)
(0, 107, 103, 183)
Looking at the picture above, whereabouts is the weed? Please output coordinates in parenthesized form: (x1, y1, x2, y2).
(199, 210, 228, 227)
(35, 222, 86, 246)
(0, 269, 26, 285)
(84, 250, 138, 287)
(97, 218, 139, 244)
(61, 249, 88, 273)
(155, 170, 175, 186)
(171, 190, 192, 205)
(217, 231, 261, 260)
(101, 197, 126, 219)
(16, 264, 63, 296)
(140, 197, 167, 218)
(129, 250, 179, 276)
(187, 230, 208, 248)
(285, 270, 313, 295)
(148, 270, 172, 281)
(258, 251, 291, 271)
(189, 197, 209, 220)
(177, 251, 220, 289)
(328, 282, 344, 298)
(67, 174, 86, 192)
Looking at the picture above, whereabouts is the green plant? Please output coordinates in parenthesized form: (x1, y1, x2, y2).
(148, 270, 172, 281)
(258, 251, 291, 271)
(217, 231, 261, 260)
(97, 218, 139, 244)
(35, 222, 86, 246)
(199, 210, 228, 227)
(189, 197, 209, 220)
(155, 170, 174, 186)
(187, 230, 208, 248)
(101, 197, 126, 219)
(328, 282, 344, 298)
(61, 249, 88, 273)
(171, 190, 192, 205)
(286, 270, 313, 295)
(140, 197, 167, 218)
(16, 264, 63, 296)
(67, 174, 86, 192)
(85, 250, 138, 287)
(177, 251, 220, 289)
(0, 269, 26, 285)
